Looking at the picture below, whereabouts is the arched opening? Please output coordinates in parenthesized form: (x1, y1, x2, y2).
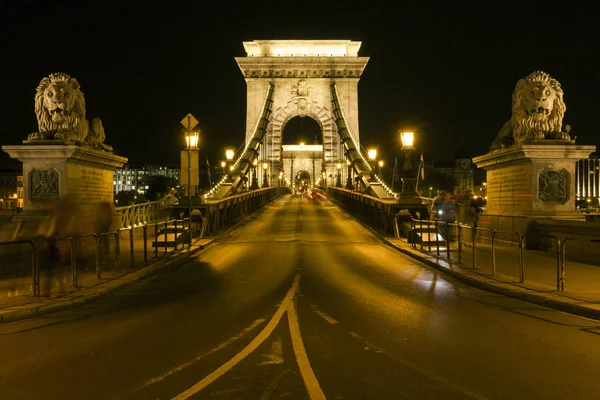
(296, 170, 311, 192)
(282, 116, 322, 145)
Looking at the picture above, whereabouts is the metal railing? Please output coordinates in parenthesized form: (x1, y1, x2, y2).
(491, 230, 521, 277)
(405, 221, 584, 291)
(116, 199, 171, 229)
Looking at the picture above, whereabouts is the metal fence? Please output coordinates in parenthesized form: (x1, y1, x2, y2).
(405, 219, 593, 292)
(0, 218, 192, 298)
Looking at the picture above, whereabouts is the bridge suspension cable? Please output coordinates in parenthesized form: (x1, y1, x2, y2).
(204, 84, 275, 200)
(330, 84, 396, 199)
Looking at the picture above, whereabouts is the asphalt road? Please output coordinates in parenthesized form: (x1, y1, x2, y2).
(1, 194, 600, 400)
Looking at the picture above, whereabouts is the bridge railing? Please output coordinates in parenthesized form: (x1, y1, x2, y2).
(0, 187, 288, 300)
(116, 199, 172, 229)
(325, 187, 428, 238)
(196, 187, 289, 237)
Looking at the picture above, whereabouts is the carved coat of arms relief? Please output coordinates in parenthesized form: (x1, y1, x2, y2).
(290, 79, 313, 113)
(538, 169, 568, 204)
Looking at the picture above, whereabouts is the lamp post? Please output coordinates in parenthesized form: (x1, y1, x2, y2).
(184, 130, 199, 221)
(368, 148, 377, 180)
(250, 158, 259, 190)
(378, 160, 384, 176)
(345, 158, 354, 190)
(262, 162, 269, 188)
(336, 162, 342, 187)
(399, 130, 420, 202)
(225, 149, 234, 179)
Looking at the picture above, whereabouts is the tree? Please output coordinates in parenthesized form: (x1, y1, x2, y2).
(114, 190, 136, 206)
(145, 175, 178, 201)
(417, 169, 456, 197)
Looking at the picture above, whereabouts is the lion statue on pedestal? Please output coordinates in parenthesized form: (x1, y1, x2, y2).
(491, 71, 571, 150)
(27, 72, 112, 151)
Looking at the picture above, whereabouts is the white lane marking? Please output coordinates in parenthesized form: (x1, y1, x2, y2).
(287, 301, 327, 400)
(257, 336, 284, 365)
(347, 331, 490, 400)
(310, 305, 338, 325)
(171, 274, 301, 400)
(136, 318, 266, 390)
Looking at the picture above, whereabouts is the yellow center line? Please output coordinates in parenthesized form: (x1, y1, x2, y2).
(287, 300, 327, 400)
(135, 318, 267, 391)
(171, 274, 301, 400)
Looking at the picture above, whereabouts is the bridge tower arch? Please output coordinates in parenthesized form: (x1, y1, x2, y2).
(236, 40, 369, 183)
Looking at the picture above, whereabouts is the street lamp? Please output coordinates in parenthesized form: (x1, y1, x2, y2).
(400, 131, 415, 172)
(183, 130, 199, 224)
(378, 160, 384, 176)
(368, 148, 377, 162)
(398, 130, 420, 202)
(262, 162, 269, 188)
(336, 162, 342, 187)
(249, 158, 259, 190)
(345, 158, 354, 190)
(225, 149, 235, 161)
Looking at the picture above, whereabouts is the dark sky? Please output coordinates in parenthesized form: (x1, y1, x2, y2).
(1, 1, 598, 170)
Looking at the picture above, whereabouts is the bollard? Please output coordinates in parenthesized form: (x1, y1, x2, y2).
(164, 221, 168, 255)
(143, 225, 148, 262)
(69, 237, 77, 287)
(129, 228, 135, 267)
(115, 233, 121, 272)
(94, 234, 100, 280)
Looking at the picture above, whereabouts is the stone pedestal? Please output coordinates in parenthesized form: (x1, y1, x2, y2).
(2, 142, 127, 235)
(398, 176, 422, 205)
(473, 141, 596, 219)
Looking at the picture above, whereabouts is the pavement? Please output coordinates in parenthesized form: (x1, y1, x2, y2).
(2, 201, 600, 325)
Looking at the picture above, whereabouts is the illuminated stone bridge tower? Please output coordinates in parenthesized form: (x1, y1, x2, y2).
(236, 40, 369, 185)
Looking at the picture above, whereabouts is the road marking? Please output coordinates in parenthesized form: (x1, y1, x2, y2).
(136, 318, 266, 390)
(287, 301, 327, 400)
(347, 331, 490, 400)
(171, 274, 301, 400)
(257, 336, 284, 365)
(310, 305, 338, 325)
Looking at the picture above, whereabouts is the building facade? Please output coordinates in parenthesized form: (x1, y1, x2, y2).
(113, 165, 180, 195)
(426, 150, 474, 194)
(0, 170, 24, 211)
(576, 152, 600, 203)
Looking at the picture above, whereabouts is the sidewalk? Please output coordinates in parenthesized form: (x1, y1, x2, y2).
(0, 237, 216, 324)
(384, 236, 600, 321)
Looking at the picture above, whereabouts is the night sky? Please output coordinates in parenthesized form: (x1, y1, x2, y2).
(1, 2, 598, 170)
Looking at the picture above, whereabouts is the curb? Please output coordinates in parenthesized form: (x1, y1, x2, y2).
(0, 238, 214, 324)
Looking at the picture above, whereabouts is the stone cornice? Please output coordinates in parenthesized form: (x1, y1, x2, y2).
(473, 142, 596, 169)
(236, 57, 369, 78)
(2, 144, 128, 168)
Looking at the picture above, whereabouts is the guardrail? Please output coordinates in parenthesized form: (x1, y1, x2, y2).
(405, 221, 584, 292)
(116, 199, 171, 229)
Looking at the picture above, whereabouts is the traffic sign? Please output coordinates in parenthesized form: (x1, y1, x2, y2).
(180, 113, 199, 131)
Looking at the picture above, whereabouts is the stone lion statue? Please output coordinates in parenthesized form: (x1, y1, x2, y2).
(491, 71, 571, 150)
(27, 72, 112, 151)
